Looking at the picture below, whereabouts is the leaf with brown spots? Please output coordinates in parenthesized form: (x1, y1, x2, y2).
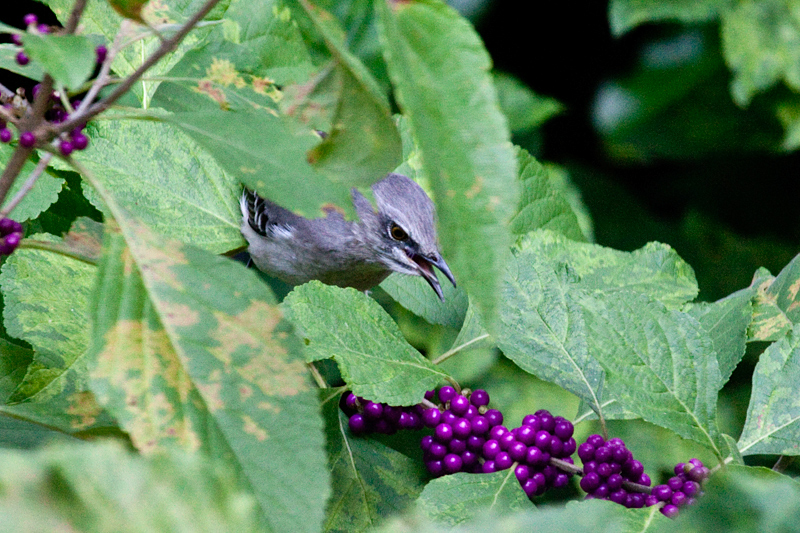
(748, 259, 800, 342)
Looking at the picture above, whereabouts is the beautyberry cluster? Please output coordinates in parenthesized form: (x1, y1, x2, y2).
(578, 434, 651, 508)
(341, 392, 424, 435)
(646, 459, 709, 518)
(420, 386, 500, 476)
(0, 218, 23, 256)
(490, 410, 577, 498)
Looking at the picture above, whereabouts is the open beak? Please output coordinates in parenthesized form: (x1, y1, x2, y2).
(411, 253, 457, 301)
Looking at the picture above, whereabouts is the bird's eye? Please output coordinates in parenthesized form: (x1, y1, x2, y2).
(389, 223, 409, 242)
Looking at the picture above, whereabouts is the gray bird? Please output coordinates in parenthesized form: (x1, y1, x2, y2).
(240, 173, 456, 299)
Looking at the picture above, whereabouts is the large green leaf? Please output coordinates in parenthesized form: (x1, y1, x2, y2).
(0, 43, 45, 80)
(685, 286, 755, 385)
(608, 0, 723, 36)
(84, 212, 329, 532)
(738, 323, 800, 456)
(376, 0, 519, 329)
(283, 281, 450, 406)
(510, 148, 584, 241)
(721, 0, 800, 106)
(322, 398, 424, 532)
(0, 441, 261, 531)
(497, 239, 605, 415)
(520, 230, 698, 308)
(580, 291, 722, 456)
(493, 72, 563, 133)
(75, 119, 243, 253)
(417, 470, 530, 527)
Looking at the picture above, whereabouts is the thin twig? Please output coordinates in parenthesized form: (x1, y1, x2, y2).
(64, 0, 89, 33)
(432, 333, 490, 365)
(52, 0, 223, 136)
(0, 83, 15, 100)
(0, 153, 52, 218)
(773, 455, 795, 473)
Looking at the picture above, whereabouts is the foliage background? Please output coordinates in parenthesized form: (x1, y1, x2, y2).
(0, 0, 798, 530)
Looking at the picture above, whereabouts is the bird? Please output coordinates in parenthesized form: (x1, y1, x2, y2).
(240, 173, 456, 300)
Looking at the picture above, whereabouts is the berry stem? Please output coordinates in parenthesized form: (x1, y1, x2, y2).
(773, 455, 794, 473)
(420, 398, 439, 410)
(0, 153, 52, 219)
(431, 333, 490, 365)
(549, 456, 581, 476)
(621, 479, 653, 494)
(64, 0, 89, 33)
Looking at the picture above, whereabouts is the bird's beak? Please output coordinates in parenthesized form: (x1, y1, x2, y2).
(411, 253, 457, 301)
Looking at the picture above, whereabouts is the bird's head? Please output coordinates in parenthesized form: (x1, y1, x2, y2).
(354, 173, 456, 300)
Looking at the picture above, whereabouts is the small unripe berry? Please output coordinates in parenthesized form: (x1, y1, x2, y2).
(19, 131, 35, 148)
(16, 52, 30, 66)
(24, 14, 38, 26)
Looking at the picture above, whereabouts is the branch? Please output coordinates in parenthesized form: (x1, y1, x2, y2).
(53, 0, 223, 136)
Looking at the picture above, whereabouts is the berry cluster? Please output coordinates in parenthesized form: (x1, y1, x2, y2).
(341, 392, 423, 435)
(578, 434, 650, 508)
(420, 386, 500, 476)
(2, 13, 104, 154)
(646, 459, 709, 518)
(340, 386, 713, 516)
(494, 410, 576, 498)
(0, 218, 23, 256)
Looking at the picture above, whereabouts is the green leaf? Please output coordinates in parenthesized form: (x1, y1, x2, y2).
(380, 273, 468, 329)
(660, 466, 800, 532)
(1, 234, 93, 399)
(738, 323, 800, 456)
(75, 119, 243, 253)
(497, 238, 605, 414)
(164, 108, 360, 219)
(720, 433, 745, 465)
(21, 34, 95, 91)
(0, 441, 262, 531)
(747, 267, 792, 341)
(685, 286, 755, 385)
(437, 300, 495, 383)
(608, 0, 723, 36)
(520, 230, 698, 308)
(283, 281, 450, 405)
(0, 145, 64, 222)
(23, 217, 104, 264)
(580, 291, 722, 455)
(85, 212, 329, 532)
(322, 398, 424, 532)
(107, 0, 149, 22)
(291, 0, 402, 184)
(721, 0, 800, 106)
(417, 470, 529, 527)
(0, 43, 45, 81)
(493, 72, 563, 132)
(511, 148, 585, 241)
(376, 0, 519, 329)
(0, 338, 33, 404)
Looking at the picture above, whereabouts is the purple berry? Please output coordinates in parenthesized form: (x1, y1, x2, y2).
(671, 491, 687, 507)
(442, 411, 458, 425)
(561, 438, 576, 457)
(645, 494, 659, 507)
(469, 389, 490, 406)
(549, 436, 564, 457)
(508, 441, 528, 461)
(580, 472, 600, 492)
(578, 442, 595, 462)
(593, 484, 610, 499)
(24, 14, 38, 26)
(653, 484, 673, 502)
(667, 476, 684, 491)
(464, 405, 478, 419)
(467, 435, 484, 451)
(594, 446, 611, 463)
(59, 140, 74, 156)
(449, 438, 466, 454)
(536, 410, 555, 432)
(96, 45, 108, 64)
(452, 418, 471, 438)
(498, 432, 516, 451)
(484, 409, 503, 427)
(443, 454, 463, 474)
(399, 412, 420, 430)
(421, 435, 433, 451)
(422, 408, 441, 427)
(553, 419, 574, 440)
(424, 390, 435, 401)
(628, 492, 645, 508)
(470, 415, 489, 435)
(611, 445, 631, 464)
(515, 464, 531, 482)
(521, 478, 538, 497)
(682, 480, 700, 497)
(534, 430, 551, 451)
(11, 34, 23, 46)
(609, 489, 627, 504)
(450, 395, 469, 416)
(37, 24, 49, 34)
(438, 386, 456, 403)
(639, 473, 652, 486)
(482, 439, 500, 459)
(426, 460, 444, 477)
(622, 459, 644, 480)
(661, 504, 680, 518)
(495, 452, 513, 470)
(516, 425, 536, 445)
(688, 458, 704, 469)
(687, 465, 710, 482)
(596, 463, 612, 478)
(19, 131, 35, 148)
(16, 52, 30, 66)
(363, 401, 383, 419)
(0, 129, 11, 143)
(482, 460, 497, 473)
(434, 423, 453, 442)
(586, 434, 605, 448)
(428, 442, 447, 459)
(488, 425, 508, 441)
(606, 473, 623, 490)
(348, 414, 366, 434)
